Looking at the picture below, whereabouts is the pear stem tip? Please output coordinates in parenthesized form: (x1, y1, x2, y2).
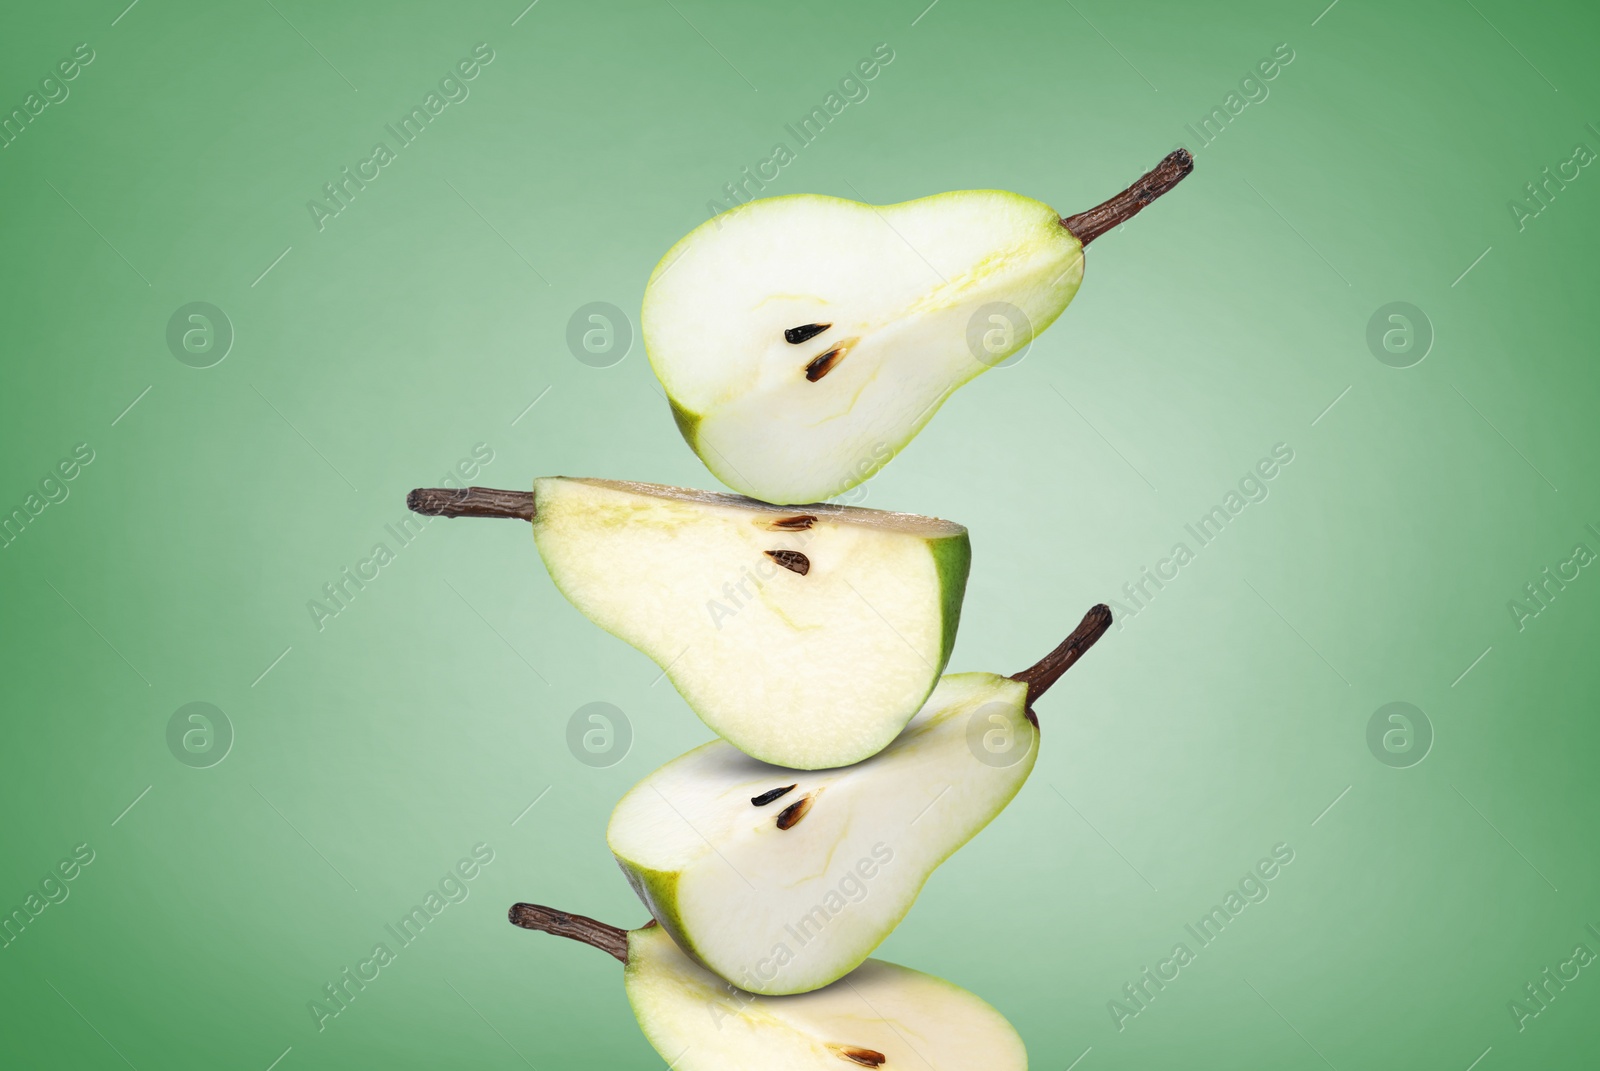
(1061, 148, 1194, 246)
(1010, 603, 1113, 717)
(508, 902, 630, 963)
(408, 485, 536, 521)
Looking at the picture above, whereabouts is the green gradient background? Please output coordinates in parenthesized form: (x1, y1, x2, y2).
(2, 0, 1598, 1067)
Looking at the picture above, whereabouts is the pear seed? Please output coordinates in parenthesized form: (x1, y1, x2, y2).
(766, 550, 810, 576)
(784, 323, 831, 345)
(804, 346, 846, 382)
(775, 794, 814, 830)
(831, 1046, 887, 1067)
(751, 784, 797, 807)
(768, 514, 817, 531)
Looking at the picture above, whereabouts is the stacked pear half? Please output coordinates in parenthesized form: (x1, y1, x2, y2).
(645, 150, 1195, 504)
(609, 607, 1110, 997)
(409, 147, 1190, 1069)
(508, 906, 1028, 1071)
(409, 476, 969, 769)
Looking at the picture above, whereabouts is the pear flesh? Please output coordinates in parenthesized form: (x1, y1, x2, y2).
(624, 922, 1028, 1071)
(531, 477, 969, 769)
(644, 190, 1084, 504)
(643, 150, 1194, 505)
(609, 671, 1036, 996)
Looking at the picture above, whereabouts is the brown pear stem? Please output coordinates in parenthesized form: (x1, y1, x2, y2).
(509, 903, 631, 964)
(1061, 149, 1194, 246)
(1009, 604, 1113, 720)
(408, 486, 535, 521)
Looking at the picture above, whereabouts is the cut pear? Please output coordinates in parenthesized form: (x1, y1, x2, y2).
(407, 479, 969, 769)
(608, 605, 1112, 996)
(508, 904, 1027, 1071)
(643, 150, 1194, 504)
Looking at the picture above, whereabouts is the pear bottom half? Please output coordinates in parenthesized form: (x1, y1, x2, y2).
(625, 922, 1027, 1071)
(532, 476, 969, 770)
(609, 672, 1036, 996)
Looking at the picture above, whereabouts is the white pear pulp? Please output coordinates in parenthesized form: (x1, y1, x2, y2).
(644, 190, 1085, 503)
(609, 672, 1037, 995)
(531, 477, 969, 769)
(625, 923, 1028, 1071)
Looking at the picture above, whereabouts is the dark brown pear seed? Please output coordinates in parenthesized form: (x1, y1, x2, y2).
(784, 323, 831, 345)
(775, 794, 814, 830)
(831, 1046, 887, 1067)
(751, 784, 797, 807)
(804, 346, 846, 382)
(766, 550, 810, 576)
(768, 514, 817, 531)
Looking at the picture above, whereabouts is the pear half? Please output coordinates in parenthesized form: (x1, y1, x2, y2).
(608, 605, 1112, 996)
(643, 150, 1194, 504)
(508, 904, 1027, 1070)
(407, 479, 969, 769)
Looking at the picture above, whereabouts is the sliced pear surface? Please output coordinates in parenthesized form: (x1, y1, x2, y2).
(508, 904, 1027, 1071)
(610, 673, 1030, 997)
(643, 150, 1194, 504)
(407, 479, 969, 769)
(609, 605, 1113, 996)
(647, 190, 1079, 505)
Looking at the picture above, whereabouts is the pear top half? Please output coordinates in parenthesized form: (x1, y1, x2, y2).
(642, 150, 1194, 504)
